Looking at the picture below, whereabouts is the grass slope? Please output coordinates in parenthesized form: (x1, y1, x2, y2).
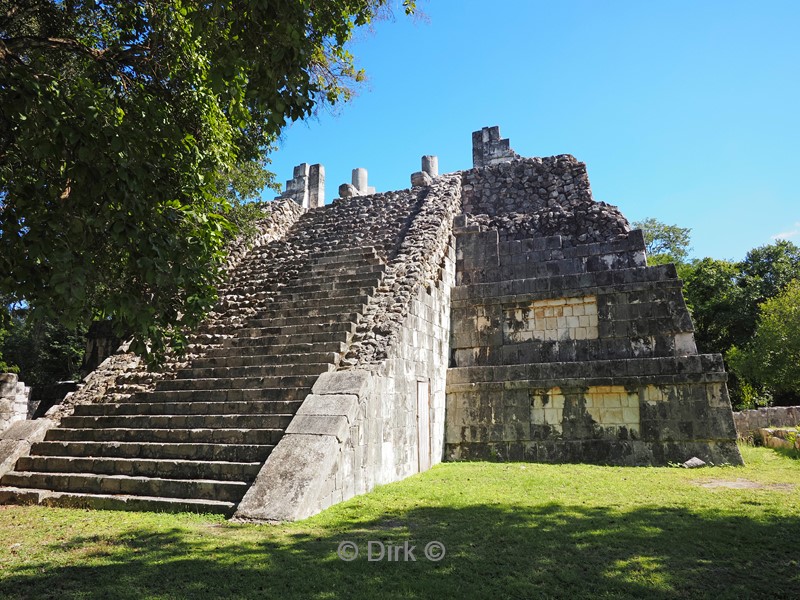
(0, 445, 798, 599)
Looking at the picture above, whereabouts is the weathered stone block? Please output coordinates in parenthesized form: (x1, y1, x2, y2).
(312, 370, 374, 398)
(296, 394, 360, 424)
(235, 433, 340, 522)
(285, 415, 350, 442)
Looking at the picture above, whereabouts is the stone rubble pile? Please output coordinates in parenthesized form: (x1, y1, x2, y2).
(461, 156, 629, 244)
(465, 202, 629, 244)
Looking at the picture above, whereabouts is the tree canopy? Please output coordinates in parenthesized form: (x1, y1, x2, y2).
(0, 0, 413, 361)
(633, 217, 692, 266)
(727, 279, 800, 404)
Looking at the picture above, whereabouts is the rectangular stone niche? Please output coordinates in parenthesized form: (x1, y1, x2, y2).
(504, 296, 598, 343)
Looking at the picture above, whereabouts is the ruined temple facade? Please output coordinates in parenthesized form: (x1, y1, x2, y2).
(0, 127, 741, 521)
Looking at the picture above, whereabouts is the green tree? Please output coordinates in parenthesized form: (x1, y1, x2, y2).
(0, 308, 86, 385)
(681, 257, 742, 355)
(735, 240, 800, 340)
(633, 218, 692, 266)
(0, 0, 413, 362)
(727, 279, 800, 406)
(680, 241, 800, 408)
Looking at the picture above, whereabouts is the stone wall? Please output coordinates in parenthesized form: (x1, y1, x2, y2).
(311, 249, 455, 513)
(446, 130, 742, 466)
(733, 406, 800, 440)
(0, 374, 29, 432)
(235, 176, 460, 521)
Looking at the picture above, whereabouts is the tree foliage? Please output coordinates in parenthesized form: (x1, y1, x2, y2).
(727, 279, 800, 405)
(633, 218, 692, 265)
(635, 217, 800, 408)
(678, 240, 800, 407)
(0, 308, 86, 385)
(681, 257, 742, 355)
(0, 0, 413, 362)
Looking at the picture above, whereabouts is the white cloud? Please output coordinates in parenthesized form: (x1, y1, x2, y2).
(771, 222, 800, 240)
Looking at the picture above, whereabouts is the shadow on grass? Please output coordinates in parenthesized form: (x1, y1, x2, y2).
(768, 445, 800, 460)
(1, 503, 798, 599)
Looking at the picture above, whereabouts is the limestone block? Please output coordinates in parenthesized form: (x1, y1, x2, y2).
(339, 183, 359, 198)
(418, 155, 438, 178)
(352, 167, 368, 192)
(235, 433, 340, 522)
(0, 419, 54, 479)
(0, 373, 18, 397)
(312, 370, 374, 399)
(285, 415, 350, 442)
(1, 418, 53, 442)
(411, 171, 433, 187)
(296, 394, 360, 424)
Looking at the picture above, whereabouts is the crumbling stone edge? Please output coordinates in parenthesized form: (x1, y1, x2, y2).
(342, 174, 462, 367)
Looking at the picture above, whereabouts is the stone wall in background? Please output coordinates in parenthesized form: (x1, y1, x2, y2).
(0, 374, 30, 432)
(733, 406, 800, 439)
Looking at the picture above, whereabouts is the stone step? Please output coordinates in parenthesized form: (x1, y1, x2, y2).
(59, 413, 293, 431)
(256, 296, 369, 312)
(219, 266, 384, 294)
(206, 334, 352, 364)
(312, 250, 381, 265)
(0, 486, 236, 515)
(45, 427, 284, 445)
(278, 271, 381, 287)
(73, 400, 302, 417)
(192, 351, 337, 368)
(261, 263, 382, 278)
(1, 471, 248, 503)
(280, 287, 377, 302)
(107, 383, 153, 395)
(30, 441, 273, 462)
(16, 456, 263, 482)
(225, 331, 350, 349)
(229, 312, 359, 328)
(129, 387, 310, 403)
(253, 303, 367, 320)
(176, 362, 332, 380)
(234, 321, 356, 337)
(246, 247, 378, 263)
(155, 374, 318, 391)
(275, 280, 380, 294)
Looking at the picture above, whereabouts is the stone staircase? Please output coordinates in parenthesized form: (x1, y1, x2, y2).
(0, 245, 388, 515)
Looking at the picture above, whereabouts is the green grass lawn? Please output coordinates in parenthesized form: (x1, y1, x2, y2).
(1, 444, 798, 599)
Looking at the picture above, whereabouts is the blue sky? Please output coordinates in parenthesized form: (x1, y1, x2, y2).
(268, 0, 799, 261)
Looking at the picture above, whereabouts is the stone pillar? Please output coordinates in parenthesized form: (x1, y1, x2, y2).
(275, 163, 328, 208)
(422, 155, 439, 177)
(308, 164, 325, 208)
(351, 168, 376, 195)
(0, 373, 29, 432)
(352, 168, 368, 192)
(411, 155, 438, 187)
(472, 126, 518, 168)
(276, 163, 310, 207)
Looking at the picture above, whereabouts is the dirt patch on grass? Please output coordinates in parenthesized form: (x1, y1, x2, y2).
(694, 478, 796, 491)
